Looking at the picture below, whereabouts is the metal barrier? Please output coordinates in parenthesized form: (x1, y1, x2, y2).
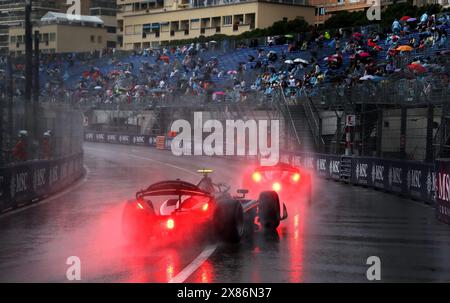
(0, 152, 84, 213)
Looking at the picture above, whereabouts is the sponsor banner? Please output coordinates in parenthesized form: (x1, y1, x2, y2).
(435, 160, 450, 224)
(0, 153, 83, 212)
(85, 131, 161, 149)
(328, 155, 341, 180)
(386, 160, 406, 195)
(405, 161, 434, 204)
(369, 158, 388, 189)
(315, 154, 331, 178)
(352, 158, 372, 186)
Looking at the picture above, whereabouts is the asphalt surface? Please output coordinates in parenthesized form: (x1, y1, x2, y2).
(0, 142, 450, 282)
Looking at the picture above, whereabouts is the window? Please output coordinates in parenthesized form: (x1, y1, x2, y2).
(98, 36, 102, 43)
(90, 35, 95, 42)
(10, 36, 16, 43)
(49, 33, 56, 41)
(223, 15, 232, 26)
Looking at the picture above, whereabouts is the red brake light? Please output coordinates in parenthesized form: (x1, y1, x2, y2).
(292, 173, 301, 182)
(272, 182, 281, 192)
(252, 172, 262, 182)
(202, 203, 209, 212)
(166, 218, 175, 230)
(137, 202, 144, 210)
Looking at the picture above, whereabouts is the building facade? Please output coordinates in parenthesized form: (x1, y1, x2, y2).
(0, 0, 66, 53)
(309, 0, 407, 24)
(8, 12, 107, 55)
(89, 0, 118, 48)
(116, 0, 315, 49)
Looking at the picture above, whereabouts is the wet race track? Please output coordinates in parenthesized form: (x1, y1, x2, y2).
(1, 142, 450, 282)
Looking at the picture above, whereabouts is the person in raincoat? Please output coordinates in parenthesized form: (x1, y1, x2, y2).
(12, 130, 28, 162)
(41, 130, 52, 160)
(392, 19, 401, 34)
(419, 12, 428, 26)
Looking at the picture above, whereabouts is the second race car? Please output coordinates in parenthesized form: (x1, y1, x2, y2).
(242, 162, 312, 203)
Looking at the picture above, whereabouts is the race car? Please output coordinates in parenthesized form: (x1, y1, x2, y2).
(122, 170, 288, 244)
(242, 162, 312, 202)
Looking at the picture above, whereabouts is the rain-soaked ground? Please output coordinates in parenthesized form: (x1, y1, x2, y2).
(0, 142, 449, 282)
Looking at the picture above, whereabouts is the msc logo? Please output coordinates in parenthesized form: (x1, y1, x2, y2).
(119, 135, 130, 143)
(355, 163, 368, 179)
(371, 165, 384, 183)
(329, 160, 340, 175)
(133, 136, 145, 144)
(317, 159, 327, 171)
(107, 134, 117, 142)
(407, 169, 421, 189)
(367, 0, 381, 21)
(389, 167, 402, 185)
(33, 168, 46, 191)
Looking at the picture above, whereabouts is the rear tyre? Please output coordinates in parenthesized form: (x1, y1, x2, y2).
(258, 191, 280, 230)
(214, 200, 244, 243)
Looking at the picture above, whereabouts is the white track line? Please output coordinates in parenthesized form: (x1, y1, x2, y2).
(0, 165, 90, 219)
(169, 244, 217, 283)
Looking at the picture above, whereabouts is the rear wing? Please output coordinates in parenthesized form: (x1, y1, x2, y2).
(136, 180, 212, 199)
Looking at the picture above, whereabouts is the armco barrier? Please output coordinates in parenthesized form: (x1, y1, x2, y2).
(282, 153, 436, 205)
(84, 131, 448, 224)
(0, 153, 84, 213)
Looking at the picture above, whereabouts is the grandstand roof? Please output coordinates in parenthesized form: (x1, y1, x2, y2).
(40, 12, 104, 26)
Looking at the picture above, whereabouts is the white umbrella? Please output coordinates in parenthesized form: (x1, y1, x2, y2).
(294, 58, 309, 64)
(360, 75, 375, 80)
(284, 60, 294, 64)
(94, 86, 103, 90)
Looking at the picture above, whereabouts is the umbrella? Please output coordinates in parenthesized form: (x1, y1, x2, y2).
(209, 40, 217, 44)
(360, 75, 376, 80)
(227, 70, 237, 75)
(390, 35, 400, 41)
(358, 52, 371, 58)
(285, 34, 294, 38)
(213, 91, 225, 95)
(407, 18, 417, 22)
(94, 86, 103, 90)
(352, 32, 363, 39)
(400, 16, 411, 21)
(294, 58, 309, 64)
(408, 63, 426, 73)
(396, 45, 414, 52)
(360, 75, 384, 81)
(324, 56, 337, 62)
(284, 60, 294, 64)
(160, 55, 170, 63)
